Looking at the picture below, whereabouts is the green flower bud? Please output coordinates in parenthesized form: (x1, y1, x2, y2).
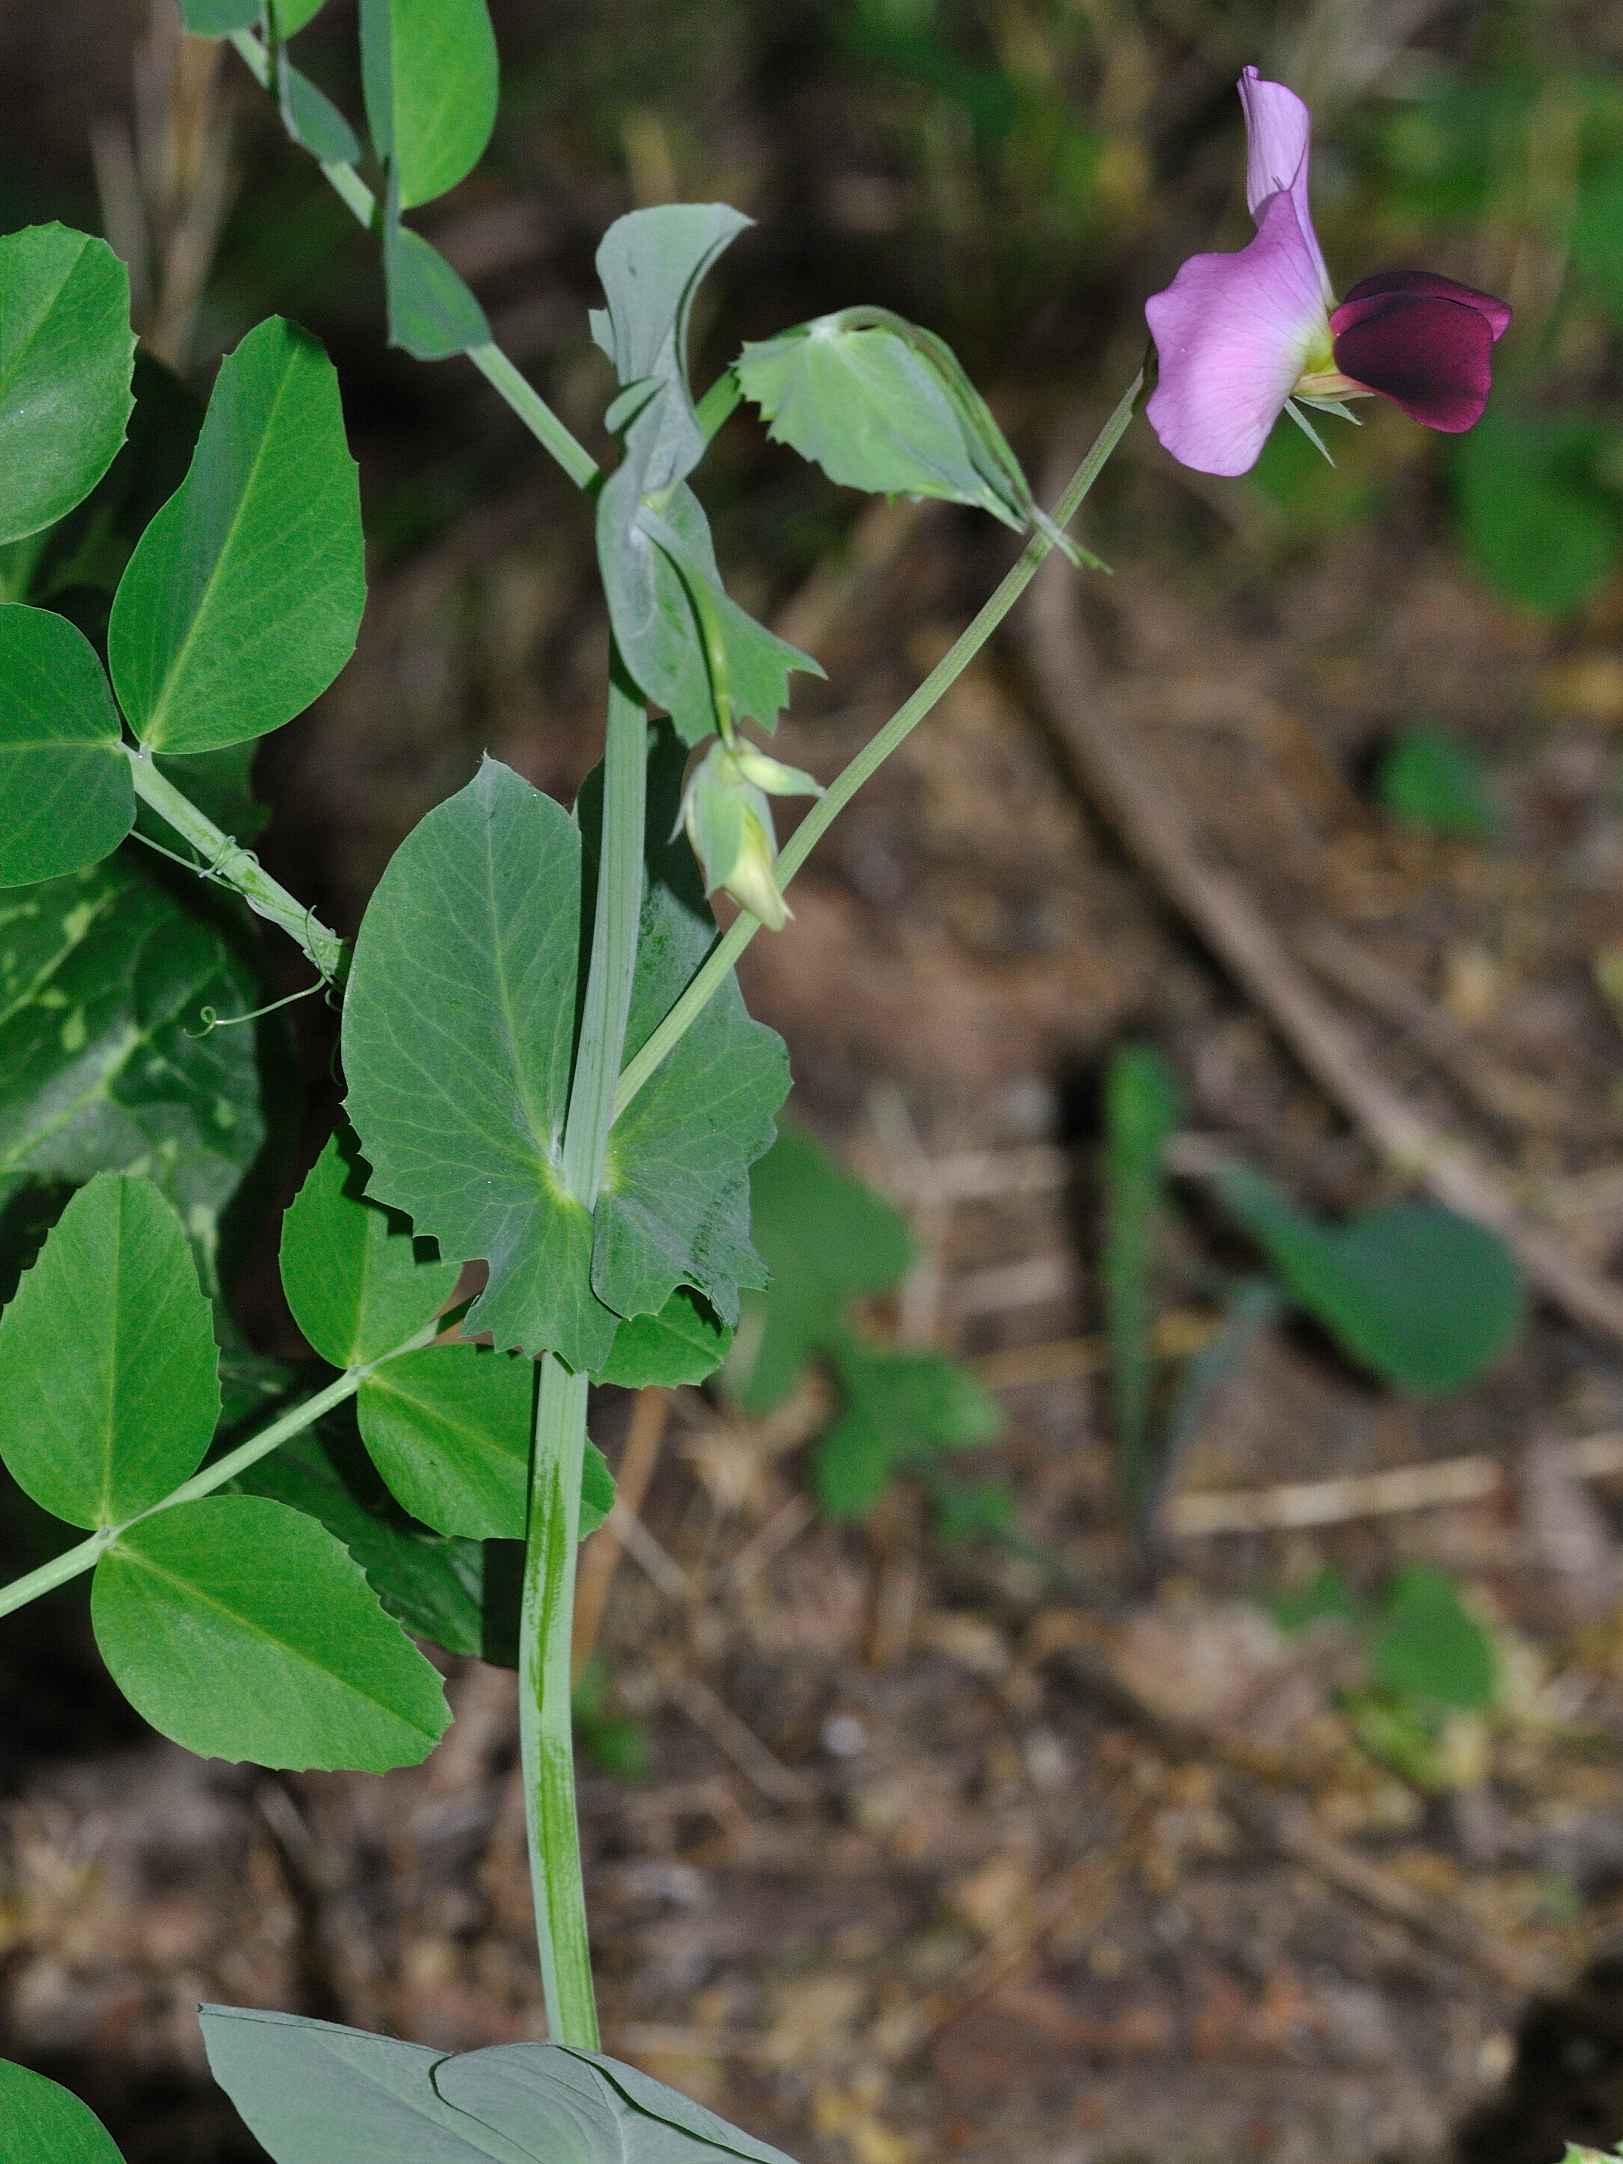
(679, 740, 814, 931)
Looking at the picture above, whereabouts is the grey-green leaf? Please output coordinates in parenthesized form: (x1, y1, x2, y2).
(201, 2006, 544, 2164)
(0, 603, 133, 886)
(358, 1342, 532, 1537)
(280, 1123, 459, 1368)
(107, 315, 365, 753)
(1214, 1166, 1524, 1395)
(271, 0, 331, 35)
(276, 51, 363, 165)
(0, 855, 265, 1294)
(737, 313, 1023, 526)
(0, 2060, 126, 2164)
(385, 213, 491, 361)
(360, 0, 499, 210)
(91, 1494, 450, 1769)
(0, 1173, 218, 1528)
(0, 225, 135, 547)
(442, 2044, 803, 2163)
(341, 757, 609, 1367)
(200, 2006, 804, 2164)
(598, 1286, 733, 1388)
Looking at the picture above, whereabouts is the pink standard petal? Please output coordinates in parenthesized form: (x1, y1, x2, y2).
(1238, 65, 1333, 302)
(1331, 291, 1496, 432)
(1146, 190, 1332, 476)
(1335, 268, 1511, 342)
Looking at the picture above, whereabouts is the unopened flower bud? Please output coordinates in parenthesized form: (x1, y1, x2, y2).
(679, 740, 819, 932)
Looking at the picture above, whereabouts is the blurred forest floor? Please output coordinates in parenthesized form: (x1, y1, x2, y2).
(6, 2, 1623, 2161)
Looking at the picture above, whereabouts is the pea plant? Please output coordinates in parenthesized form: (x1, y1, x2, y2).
(0, 11, 1510, 2159)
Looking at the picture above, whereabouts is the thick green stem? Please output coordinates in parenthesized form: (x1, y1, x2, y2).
(126, 746, 349, 986)
(614, 368, 1144, 1117)
(0, 1305, 463, 1622)
(519, 1354, 598, 2048)
(518, 675, 648, 2045)
(226, 30, 599, 491)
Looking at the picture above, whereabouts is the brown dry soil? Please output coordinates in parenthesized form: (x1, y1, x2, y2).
(6, 6, 1623, 2163)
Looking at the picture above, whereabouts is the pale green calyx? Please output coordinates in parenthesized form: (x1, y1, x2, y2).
(679, 739, 821, 931)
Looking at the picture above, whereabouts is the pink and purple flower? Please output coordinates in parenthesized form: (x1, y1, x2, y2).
(1145, 67, 1511, 477)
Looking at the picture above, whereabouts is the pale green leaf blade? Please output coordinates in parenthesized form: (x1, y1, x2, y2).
(579, 1436, 615, 1539)
(729, 1124, 914, 1415)
(280, 1123, 459, 1368)
(0, 603, 133, 886)
(107, 316, 365, 753)
(357, 1341, 531, 1537)
(201, 2006, 534, 2164)
(91, 1494, 450, 1769)
(341, 757, 614, 1368)
(0, 2060, 126, 2164)
(598, 1286, 733, 1388)
(1369, 1564, 1497, 1710)
(0, 857, 266, 1292)
(1214, 1167, 1524, 1395)
(360, 0, 499, 210)
(0, 225, 136, 546)
(235, 1420, 521, 1666)
(441, 2044, 802, 2163)
(0, 1172, 218, 1526)
(816, 1337, 1002, 1520)
(589, 729, 789, 1329)
(385, 216, 491, 362)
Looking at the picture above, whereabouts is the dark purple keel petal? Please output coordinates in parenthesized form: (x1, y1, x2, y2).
(1335, 269, 1511, 342)
(1331, 292, 1497, 433)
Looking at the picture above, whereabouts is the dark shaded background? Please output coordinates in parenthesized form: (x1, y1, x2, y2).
(6, 3, 1623, 2161)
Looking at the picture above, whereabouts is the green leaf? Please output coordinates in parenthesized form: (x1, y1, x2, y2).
(588, 727, 788, 1327)
(357, 1342, 532, 1537)
(384, 205, 491, 361)
(0, 2060, 126, 2164)
(815, 1334, 1002, 1520)
(737, 311, 1027, 528)
(341, 757, 603, 1366)
(107, 316, 365, 753)
(1271, 1563, 1363, 1635)
(360, 0, 499, 210)
(279, 1122, 459, 1368)
(449, 2045, 802, 2164)
(1454, 405, 1623, 617)
(591, 206, 822, 746)
(0, 855, 266, 1292)
(271, 0, 331, 32)
(579, 1436, 615, 1538)
(1214, 1166, 1524, 1394)
(236, 1420, 520, 1665)
(1375, 726, 1499, 841)
(345, 743, 786, 1369)
(200, 2010, 808, 2164)
(275, 50, 362, 165)
(730, 1124, 914, 1415)
(0, 225, 135, 547)
(623, 488, 824, 746)
(598, 1285, 733, 1388)
(0, 604, 133, 886)
(91, 1494, 450, 1769)
(1368, 1564, 1497, 1710)
(178, 0, 259, 29)
(0, 1173, 218, 1527)
(1100, 1042, 1180, 1519)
